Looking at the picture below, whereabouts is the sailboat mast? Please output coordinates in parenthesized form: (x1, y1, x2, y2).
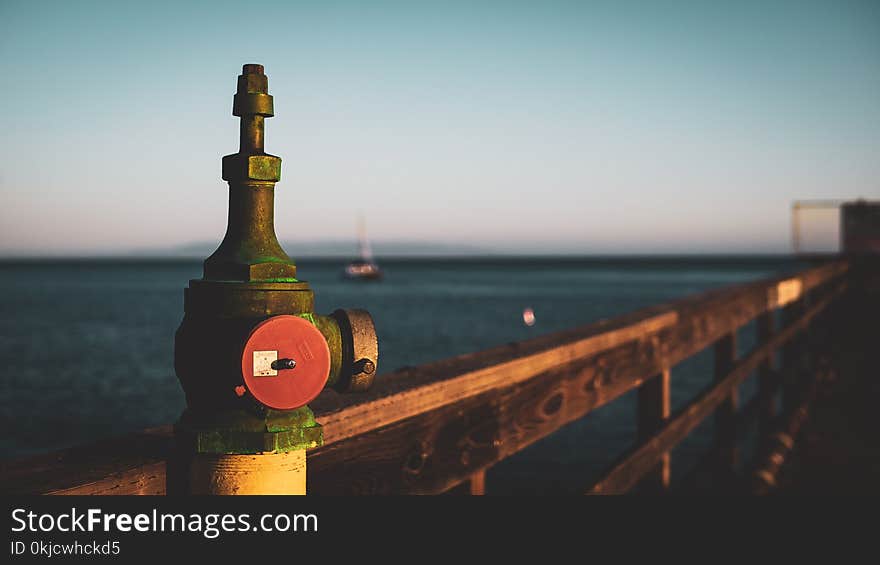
(358, 214, 373, 261)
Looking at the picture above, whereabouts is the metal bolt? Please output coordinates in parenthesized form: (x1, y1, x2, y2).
(354, 358, 375, 375)
(271, 358, 297, 370)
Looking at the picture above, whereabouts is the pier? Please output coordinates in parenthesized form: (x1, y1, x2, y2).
(2, 62, 877, 497)
(2, 257, 878, 495)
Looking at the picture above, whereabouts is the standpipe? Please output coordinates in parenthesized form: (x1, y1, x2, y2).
(170, 64, 378, 495)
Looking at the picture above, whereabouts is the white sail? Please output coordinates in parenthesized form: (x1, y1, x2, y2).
(344, 214, 381, 280)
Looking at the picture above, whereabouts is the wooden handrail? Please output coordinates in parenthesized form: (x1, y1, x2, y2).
(307, 261, 847, 493)
(0, 260, 849, 495)
(314, 310, 679, 447)
(587, 279, 846, 494)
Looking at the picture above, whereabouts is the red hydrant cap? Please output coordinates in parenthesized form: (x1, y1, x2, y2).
(240, 315, 331, 410)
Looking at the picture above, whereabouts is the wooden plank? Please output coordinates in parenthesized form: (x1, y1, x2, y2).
(750, 370, 822, 494)
(0, 426, 172, 495)
(714, 332, 738, 474)
(308, 342, 662, 494)
(677, 390, 764, 492)
(315, 311, 679, 447)
(309, 384, 503, 494)
(798, 261, 848, 292)
(311, 261, 846, 445)
(780, 297, 806, 412)
(307, 278, 837, 494)
(636, 369, 671, 491)
(50, 462, 167, 495)
(468, 469, 486, 495)
(756, 311, 777, 437)
(443, 469, 487, 495)
(771, 278, 803, 309)
(312, 261, 848, 450)
(587, 281, 846, 495)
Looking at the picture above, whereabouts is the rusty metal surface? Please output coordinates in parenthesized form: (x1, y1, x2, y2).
(172, 65, 378, 463)
(330, 309, 379, 392)
(207, 64, 291, 282)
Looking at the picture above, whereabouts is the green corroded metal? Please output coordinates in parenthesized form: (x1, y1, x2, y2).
(177, 407, 323, 455)
(184, 280, 315, 318)
(222, 155, 282, 182)
(173, 64, 377, 468)
(314, 314, 344, 387)
(204, 63, 293, 283)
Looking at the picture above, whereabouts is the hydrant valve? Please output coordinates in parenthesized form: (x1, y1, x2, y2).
(171, 63, 379, 471)
(240, 315, 332, 411)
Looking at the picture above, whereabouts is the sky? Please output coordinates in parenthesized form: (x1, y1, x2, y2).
(1, 0, 878, 256)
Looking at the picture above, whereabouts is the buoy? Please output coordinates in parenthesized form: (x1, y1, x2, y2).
(523, 307, 536, 326)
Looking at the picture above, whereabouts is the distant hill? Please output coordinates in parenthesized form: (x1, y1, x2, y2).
(137, 240, 493, 258)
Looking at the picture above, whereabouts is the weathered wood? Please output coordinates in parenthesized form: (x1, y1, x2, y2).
(0, 261, 848, 495)
(751, 369, 823, 494)
(468, 469, 486, 495)
(677, 390, 764, 492)
(756, 311, 777, 437)
(314, 310, 679, 447)
(310, 270, 847, 494)
(587, 281, 846, 495)
(53, 462, 167, 495)
(636, 369, 671, 491)
(308, 341, 666, 494)
(310, 261, 847, 450)
(713, 332, 738, 474)
(780, 297, 806, 412)
(0, 426, 172, 495)
(443, 469, 487, 495)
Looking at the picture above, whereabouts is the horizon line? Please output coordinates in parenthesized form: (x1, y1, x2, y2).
(0, 252, 834, 263)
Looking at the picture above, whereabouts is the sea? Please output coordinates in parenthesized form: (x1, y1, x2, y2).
(0, 256, 807, 493)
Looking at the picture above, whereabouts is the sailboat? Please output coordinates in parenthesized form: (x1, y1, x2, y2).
(343, 216, 382, 280)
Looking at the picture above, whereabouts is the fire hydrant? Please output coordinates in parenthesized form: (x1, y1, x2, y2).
(169, 64, 378, 495)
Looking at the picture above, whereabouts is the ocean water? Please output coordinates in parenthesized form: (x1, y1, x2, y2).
(0, 257, 804, 492)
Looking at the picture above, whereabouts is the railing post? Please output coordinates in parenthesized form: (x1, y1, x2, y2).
(713, 333, 738, 478)
(781, 298, 805, 412)
(802, 282, 823, 379)
(636, 368, 671, 492)
(445, 469, 487, 495)
(756, 312, 777, 438)
(468, 469, 486, 495)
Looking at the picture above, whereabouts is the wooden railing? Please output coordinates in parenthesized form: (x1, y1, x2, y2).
(0, 261, 849, 495)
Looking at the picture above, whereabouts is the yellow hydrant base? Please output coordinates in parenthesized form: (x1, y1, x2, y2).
(189, 451, 306, 495)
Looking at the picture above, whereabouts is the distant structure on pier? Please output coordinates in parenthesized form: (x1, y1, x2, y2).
(792, 199, 880, 256)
